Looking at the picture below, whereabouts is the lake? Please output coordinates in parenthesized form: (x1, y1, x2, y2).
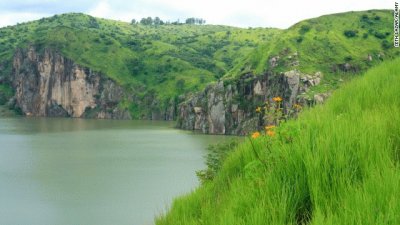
(0, 118, 232, 225)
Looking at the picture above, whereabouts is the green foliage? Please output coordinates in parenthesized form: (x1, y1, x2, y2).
(299, 24, 311, 34)
(344, 55, 353, 62)
(343, 30, 357, 38)
(175, 79, 185, 93)
(185, 18, 206, 25)
(196, 140, 240, 184)
(0, 10, 397, 118)
(374, 31, 387, 39)
(225, 10, 399, 79)
(0, 13, 276, 117)
(156, 57, 400, 225)
(382, 40, 391, 50)
(0, 84, 13, 105)
(140, 17, 154, 25)
(295, 36, 303, 43)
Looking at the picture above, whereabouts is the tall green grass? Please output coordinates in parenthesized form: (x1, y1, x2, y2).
(156, 58, 400, 225)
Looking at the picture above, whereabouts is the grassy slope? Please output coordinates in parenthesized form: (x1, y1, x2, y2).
(225, 10, 398, 98)
(156, 58, 400, 224)
(228, 10, 397, 75)
(0, 10, 397, 117)
(0, 13, 277, 104)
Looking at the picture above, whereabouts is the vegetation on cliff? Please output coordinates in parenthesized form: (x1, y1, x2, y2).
(156, 58, 400, 224)
(0, 10, 397, 119)
(227, 10, 396, 77)
(0, 13, 278, 118)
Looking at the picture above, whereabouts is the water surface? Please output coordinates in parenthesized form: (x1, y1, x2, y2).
(0, 118, 231, 225)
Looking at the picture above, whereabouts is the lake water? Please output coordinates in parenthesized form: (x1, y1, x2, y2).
(0, 118, 232, 225)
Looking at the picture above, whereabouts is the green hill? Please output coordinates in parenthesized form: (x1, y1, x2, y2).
(225, 10, 398, 98)
(0, 10, 397, 118)
(0, 13, 278, 117)
(156, 56, 400, 225)
(228, 10, 396, 74)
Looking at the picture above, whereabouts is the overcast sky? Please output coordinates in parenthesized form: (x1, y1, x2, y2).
(0, 0, 392, 28)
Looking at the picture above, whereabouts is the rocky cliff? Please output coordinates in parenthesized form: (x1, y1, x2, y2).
(10, 46, 131, 119)
(177, 70, 325, 135)
(7, 46, 327, 134)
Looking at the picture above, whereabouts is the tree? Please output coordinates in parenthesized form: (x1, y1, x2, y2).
(130, 19, 137, 25)
(171, 19, 181, 25)
(185, 18, 195, 24)
(139, 17, 165, 26)
(88, 17, 99, 28)
(154, 17, 164, 25)
(196, 18, 206, 25)
(140, 17, 153, 25)
(344, 30, 357, 38)
(185, 17, 205, 25)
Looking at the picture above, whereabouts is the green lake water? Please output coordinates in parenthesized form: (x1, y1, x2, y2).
(0, 118, 233, 225)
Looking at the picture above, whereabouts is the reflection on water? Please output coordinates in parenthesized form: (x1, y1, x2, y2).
(0, 118, 233, 225)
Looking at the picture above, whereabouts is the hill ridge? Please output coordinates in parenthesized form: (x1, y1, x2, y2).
(0, 9, 398, 124)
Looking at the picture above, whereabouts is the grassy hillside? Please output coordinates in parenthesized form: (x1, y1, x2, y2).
(0, 10, 397, 118)
(228, 10, 397, 75)
(0, 13, 277, 107)
(225, 10, 398, 98)
(156, 58, 400, 224)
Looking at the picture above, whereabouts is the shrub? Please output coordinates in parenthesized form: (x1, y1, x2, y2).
(196, 140, 240, 183)
(104, 38, 113, 45)
(360, 14, 374, 24)
(299, 25, 311, 35)
(344, 30, 357, 38)
(296, 36, 303, 43)
(361, 14, 369, 21)
(382, 40, 391, 49)
(344, 56, 353, 62)
(374, 32, 386, 39)
(88, 17, 100, 29)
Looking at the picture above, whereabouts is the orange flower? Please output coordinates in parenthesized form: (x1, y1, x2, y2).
(266, 130, 275, 137)
(272, 96, 283, 102)
(265, 125, 276, 131)
(251, 131, 261, 139)
(255, 107, 262, 113)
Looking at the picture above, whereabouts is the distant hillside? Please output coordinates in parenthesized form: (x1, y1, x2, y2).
(0, 10, 398, 119)
(225, 10, 398, 95)
(0, 13, 277, 114)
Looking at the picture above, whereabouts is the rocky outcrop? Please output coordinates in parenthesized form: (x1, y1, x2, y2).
(11, 46, 131, 119)
(7, 46, 327, 132)
(177, 70, 324, 135)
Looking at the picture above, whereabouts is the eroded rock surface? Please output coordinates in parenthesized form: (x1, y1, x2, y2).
(12, 46, 130, 119)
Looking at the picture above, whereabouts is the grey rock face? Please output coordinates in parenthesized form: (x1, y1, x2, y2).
(12, 46, 130, 119)
(283, 70, 300, 109)
(13, 46, 100, 117)
(177, 70, 325, 135)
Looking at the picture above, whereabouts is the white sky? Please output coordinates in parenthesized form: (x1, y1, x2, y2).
(0, 0, 393, 28)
